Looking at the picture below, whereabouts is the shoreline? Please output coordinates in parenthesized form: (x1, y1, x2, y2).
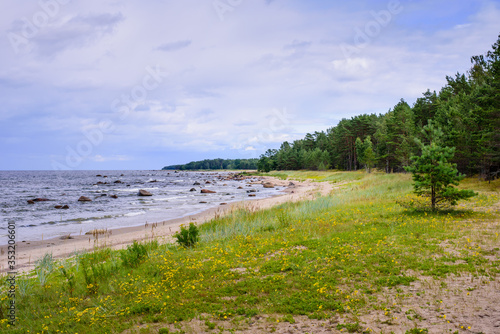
(1, 176, 333, 274)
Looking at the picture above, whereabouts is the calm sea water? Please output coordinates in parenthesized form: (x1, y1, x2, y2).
(0, 170, 281, 244)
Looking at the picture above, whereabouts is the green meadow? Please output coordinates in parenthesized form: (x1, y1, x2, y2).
(1, 171, 499, 333)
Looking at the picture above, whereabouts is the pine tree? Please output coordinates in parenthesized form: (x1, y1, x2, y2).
(356, 136, 376, 172)
(363, 136, 376, 173)
(405, 121, 476, 210)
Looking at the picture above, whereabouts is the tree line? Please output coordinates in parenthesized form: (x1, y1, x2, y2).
(163, 158, 259, 171)
(258, 34, 500, 180)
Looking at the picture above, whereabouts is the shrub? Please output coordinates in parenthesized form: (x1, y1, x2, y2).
(121, 241, 148, 267)
(174, 223, 199, 248)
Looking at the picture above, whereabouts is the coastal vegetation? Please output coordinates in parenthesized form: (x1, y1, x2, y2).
(1, 171, 498, 333)
(258, 35, 500, 180)
(163, 159, 258, 171)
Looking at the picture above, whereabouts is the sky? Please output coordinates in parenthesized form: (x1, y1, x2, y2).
(1, 0, 499, 170)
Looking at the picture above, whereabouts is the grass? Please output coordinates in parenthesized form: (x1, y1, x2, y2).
(1, 171, 499, 333)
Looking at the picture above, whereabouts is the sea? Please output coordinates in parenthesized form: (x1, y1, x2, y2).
(0, 170, 282, 244)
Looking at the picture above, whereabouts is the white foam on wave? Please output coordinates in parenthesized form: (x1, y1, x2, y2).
(124, 211, 146, 217)
(154, 195, 187, 202)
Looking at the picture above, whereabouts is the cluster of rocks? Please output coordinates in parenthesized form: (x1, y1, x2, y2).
(27, 192, 120, 208)
(26, 172, 282, 211)
(188, 173, 279, 198)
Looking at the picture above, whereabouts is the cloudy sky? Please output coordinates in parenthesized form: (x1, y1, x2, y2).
(1, 0, 499, 170)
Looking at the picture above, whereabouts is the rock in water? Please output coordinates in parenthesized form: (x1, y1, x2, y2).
(263, 182, 275, 188)
(190, 188, 197, 192)
(138, 189, 153, 196)
(201, 189, 216, 194)
(33, 198, 50, 202)
(110, 195, 118, 199)
(27, 200, 35, 204)
(78, 196, 92, 202)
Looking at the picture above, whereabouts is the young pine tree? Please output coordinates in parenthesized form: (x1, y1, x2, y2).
(356, 136, 376, 173)
(405, 121, 476, 210)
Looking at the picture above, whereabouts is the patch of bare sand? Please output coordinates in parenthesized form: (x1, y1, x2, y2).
(121, 314, 345, 334)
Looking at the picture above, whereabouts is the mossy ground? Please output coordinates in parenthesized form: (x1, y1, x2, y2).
(1, 171, 499, 333)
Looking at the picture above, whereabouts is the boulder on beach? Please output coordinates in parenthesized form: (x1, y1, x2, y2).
(237, 186, 243, 189)
(289, 182, 295, 186)
(138, 189, 153, 196)
(201, 189, 216, 194)
(263, 182, 275, 188)
(220, 203, 227, 205)
(248, 194, 256, 197)
(247, 189, 257, 193)
(78, 196, 92, 202)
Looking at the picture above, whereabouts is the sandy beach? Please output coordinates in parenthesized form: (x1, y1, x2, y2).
(2, 176, 333, 274)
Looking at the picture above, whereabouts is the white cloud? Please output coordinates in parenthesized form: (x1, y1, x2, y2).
(1, 0, 500, 169)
